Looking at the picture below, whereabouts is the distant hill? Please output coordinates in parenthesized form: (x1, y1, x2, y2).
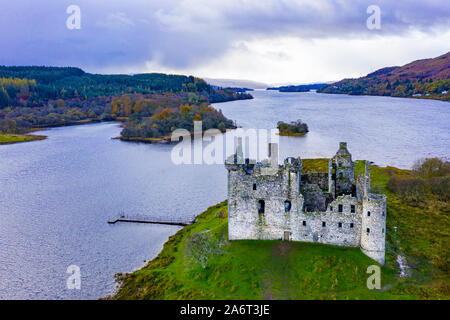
(267, 83, 328, 92)
(318, 51, 450, 101)
(205, 78, 268, 89)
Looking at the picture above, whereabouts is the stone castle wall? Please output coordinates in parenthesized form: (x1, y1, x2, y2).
(360, 193, 387, 265)
(226, 142, 387, 265)
(301, 172, 329, 190)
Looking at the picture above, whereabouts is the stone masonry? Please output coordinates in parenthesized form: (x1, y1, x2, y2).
(225, 141, 387, 265)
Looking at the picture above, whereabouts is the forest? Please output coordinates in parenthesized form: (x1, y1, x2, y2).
(267, 83, 327, 92)
(0, 66, 252, 136)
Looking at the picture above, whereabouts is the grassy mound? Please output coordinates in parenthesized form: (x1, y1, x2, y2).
(113, 160, 449, 300)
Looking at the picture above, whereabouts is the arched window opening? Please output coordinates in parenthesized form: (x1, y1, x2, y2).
(257, 200, 265, 214)
(284, 200, 291, 212)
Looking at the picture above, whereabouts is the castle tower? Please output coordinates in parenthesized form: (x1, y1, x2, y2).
(329, 142, 355, 197)
(236, 137, 244, 164)
(360, 161, 386, 265)
(328, 158, 335, 197)
(284, 157, 302, 193)
(364, 160, 370, 197)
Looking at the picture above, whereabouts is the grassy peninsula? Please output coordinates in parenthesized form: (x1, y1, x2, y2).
(0, 133, 46, 145)
(112, 159, 449, 300)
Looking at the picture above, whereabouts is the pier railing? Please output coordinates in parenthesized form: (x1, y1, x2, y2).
(108, 214, 196, 226)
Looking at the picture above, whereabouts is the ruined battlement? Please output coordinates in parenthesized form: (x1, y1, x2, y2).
(226, 141, 387, 265)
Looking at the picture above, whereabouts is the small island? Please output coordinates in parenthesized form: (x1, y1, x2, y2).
(277, 119, 309, 136)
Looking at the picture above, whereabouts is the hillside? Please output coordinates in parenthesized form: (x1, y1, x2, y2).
(112, 159, 449, 300)
(267, 83, 327, 92)
(0, 66, 251, 139)
(319, 52, 450, 101)
(205, 78, 268, 90)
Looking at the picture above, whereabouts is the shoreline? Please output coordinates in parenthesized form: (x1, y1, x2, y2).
(0, 119, 126, 146)
(266, 90, 449, 102)
(113, 135, 173, 144)
(316, 91, 450, 102)
(277, 132, 307, 137)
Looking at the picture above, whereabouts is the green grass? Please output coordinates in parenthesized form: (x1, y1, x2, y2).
(302, 158, 329, 173)
(113, 160, 449, 300)
(0, 133, 46, 145)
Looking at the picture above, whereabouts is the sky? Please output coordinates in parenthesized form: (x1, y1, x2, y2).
(0, 0, 449, 85)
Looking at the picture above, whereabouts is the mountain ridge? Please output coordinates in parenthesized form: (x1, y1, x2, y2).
(319, 51, 450, 101)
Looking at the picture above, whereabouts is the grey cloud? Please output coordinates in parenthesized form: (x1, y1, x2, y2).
(0, 0, 448, 72)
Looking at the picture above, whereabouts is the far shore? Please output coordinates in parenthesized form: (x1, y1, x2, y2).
(277, 132, 307, 137)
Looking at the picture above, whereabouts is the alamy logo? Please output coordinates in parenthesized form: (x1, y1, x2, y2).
(66, 5, 81, 30)
(366, 5, 381, 30)
(366, 265, 381, 289)
(170, 121, 279, 167)
(66, 265, 81, 290)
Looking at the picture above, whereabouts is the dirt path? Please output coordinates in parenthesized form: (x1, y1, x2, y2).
(262, 242, 295, 299)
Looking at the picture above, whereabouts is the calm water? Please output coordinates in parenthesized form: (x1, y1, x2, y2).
(0, 91, 449, 299)
(0, 123, 227, 299)
(217, 90, 450, 168)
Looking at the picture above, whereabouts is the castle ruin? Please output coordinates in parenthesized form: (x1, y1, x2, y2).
(225, 141, 387, 265)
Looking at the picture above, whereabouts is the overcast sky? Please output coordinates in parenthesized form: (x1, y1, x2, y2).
(0, 0, 449, 84)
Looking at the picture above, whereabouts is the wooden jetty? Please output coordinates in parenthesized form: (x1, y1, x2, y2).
(108, 214, 195, 226)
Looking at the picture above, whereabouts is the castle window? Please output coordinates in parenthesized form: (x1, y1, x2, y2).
(330, 206, 333, 211)
(302, 221, 306, 226)
(367, 211, 371, 217)
(322, 221, 326, 227)
(339, 172, 343, 179)
(338, 204, 343, 213)
(338, 222, 342, 228)
(382, 228, 384, 233)
(350, 223, 354, 228)
(257, 200, 265, 214)
(284, 200, 291, 212)
(367, 228, 370, 233)
(351, 205, 355, 213)
(253, 183, 257, 190)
